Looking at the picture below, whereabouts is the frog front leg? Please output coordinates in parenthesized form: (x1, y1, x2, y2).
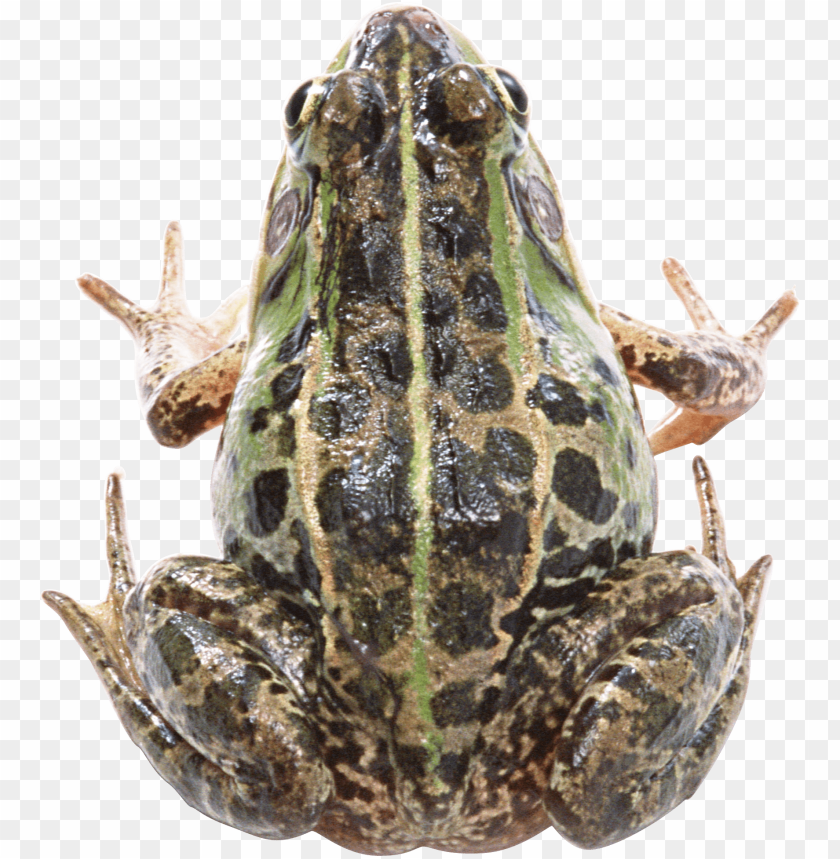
(79, 221, 249, 447)
(600, 258, 798, 454)
(43, 474, 332, 839)
(541, 457, 770, 849)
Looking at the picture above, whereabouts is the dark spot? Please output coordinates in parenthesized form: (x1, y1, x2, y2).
(620, 343, 637, 369)
(431, 436, 531, 562)
(279, 596, 316, 629)
(260, 247, 298, 305)
(538, 545, 589, 581)
(315, 433, 415, 566)
(525, 175, 563, 241)
(588, 536, 615, 571)
(640, 353, 710, 399)
(330, 217, 406, 315)
(394, 744, 429, 780)
(273, 414, 296, 459)
(462, 270, 508, 332)
(324, 736, 366, 770)
(428, 581, 499, 657)
(350, 587, 411, 655)
(593, 356, 619, 386)
(476, 685, 501, 724)
(266, 188, 301, 256)
(437, 751, 470, 787)
(426, 197, 487, 263)
(291, 519, 320, 593)
(250, 553, 286, 591)
(424, 333, 460, 387)
(271, 363, 305, 413)
(150, 616, 202, 687)
(423, 288, 458, 328)
(587, 400, 609, 423)
(309, 381, 371, 440)
(432, 437, 500, 532)
(249, 406, 270, 434)
(276, 316, 314, 364)
(542, 519, 569, 552)
(526, 373, 588, 426)
(430, 680, 478, 728)
(361, 330, 413, 398)
(449, 354, 514, 413)
(551, 448, 618, 524)
(315, 469, 344, 532)
(244, 468, 290, 537)
(484, 427, 536, 486)
(615, 540, 637, 565)
(162, 391, 233, 447)
(333, 769, 375, 803)
(342, 673, 390, 721)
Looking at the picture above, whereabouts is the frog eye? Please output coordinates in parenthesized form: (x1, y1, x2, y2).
(495, 69, 529, 114)
(285, 80, 314, 127)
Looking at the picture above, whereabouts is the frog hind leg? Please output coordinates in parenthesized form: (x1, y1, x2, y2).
(78, 221, 249, 448)
(43, 473, 332, 840)
(542, 457, 770, 849)
(599, 258, 798, 455)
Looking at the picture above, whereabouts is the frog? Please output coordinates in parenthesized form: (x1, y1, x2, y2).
(43, 5, 798, 851)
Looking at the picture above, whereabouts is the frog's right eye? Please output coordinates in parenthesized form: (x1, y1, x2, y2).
(285, 80, 315, 127)
(495, 69, 529, 115)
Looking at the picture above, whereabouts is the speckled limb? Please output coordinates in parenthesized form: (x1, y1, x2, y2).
(542, 457, 771, 849)
(600, 258, 798, 455)
(43, 474, 333, 840)
(78, 221, 249, 448)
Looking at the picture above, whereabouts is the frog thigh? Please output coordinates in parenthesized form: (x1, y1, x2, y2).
(78, 221, 248, 448)
(600, 258, 797, 454)
(44, 474, 331, 839)
(118, 555, 332, 838)
(541, 545, 769, 847)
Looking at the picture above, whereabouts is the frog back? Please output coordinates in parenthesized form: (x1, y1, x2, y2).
(211, 4, 656, 805)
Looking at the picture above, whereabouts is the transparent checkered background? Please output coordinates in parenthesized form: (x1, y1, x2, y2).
(1, 1, 835, 857)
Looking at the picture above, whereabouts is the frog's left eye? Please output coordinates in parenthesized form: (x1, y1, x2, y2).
(286, 80, 315, 127)
(495, 69, 529, 114)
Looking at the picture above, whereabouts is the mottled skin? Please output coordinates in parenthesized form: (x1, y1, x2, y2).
(44, 6, 798, 852)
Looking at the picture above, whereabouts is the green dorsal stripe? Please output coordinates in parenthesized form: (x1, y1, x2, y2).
(399, 56, 444, 779)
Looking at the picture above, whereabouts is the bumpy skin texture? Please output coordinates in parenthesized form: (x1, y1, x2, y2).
(45, 5, 796, 852)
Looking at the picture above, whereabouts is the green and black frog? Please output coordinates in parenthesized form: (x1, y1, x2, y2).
(44, 5, 798, 851)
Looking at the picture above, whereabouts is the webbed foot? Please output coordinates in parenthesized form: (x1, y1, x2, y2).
(78, 221, 248, 447)
(543, 456, 771, 848)
(600, 258, 798, 455)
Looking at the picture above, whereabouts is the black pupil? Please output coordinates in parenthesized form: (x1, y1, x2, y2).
(286, 81, 313, 127)
(496, 69, 528, 113)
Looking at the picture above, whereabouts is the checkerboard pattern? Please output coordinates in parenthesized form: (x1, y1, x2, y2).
(2, 2, 835, 857)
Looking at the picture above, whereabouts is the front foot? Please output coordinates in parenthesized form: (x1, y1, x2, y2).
(79, 221, 249, 447)
(543, 457, 770, 848)
(600, 258, 798, 455)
